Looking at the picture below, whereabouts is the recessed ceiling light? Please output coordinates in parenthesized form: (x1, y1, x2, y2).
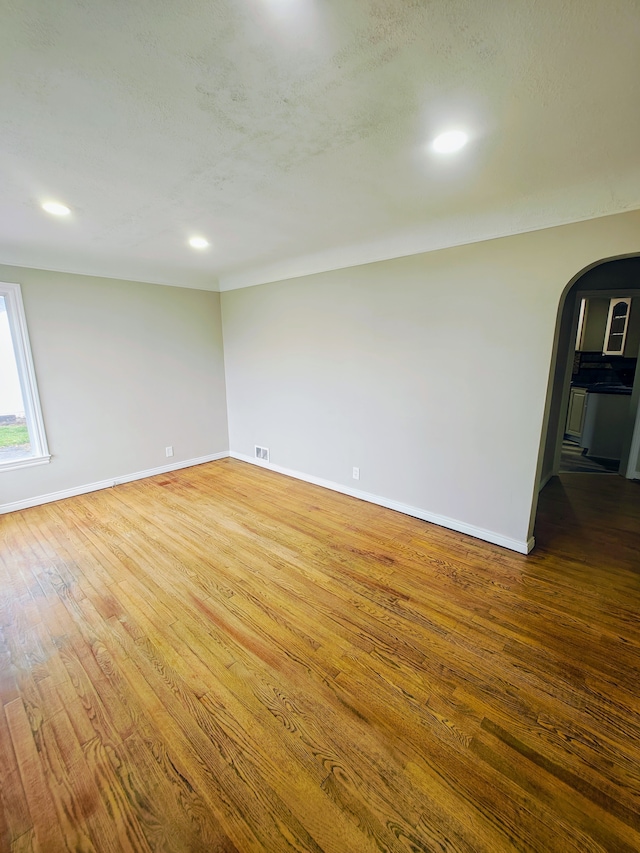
(42, 201, 71, 216)
(189, 236, 209, 249)
(431, 130, 469, 154)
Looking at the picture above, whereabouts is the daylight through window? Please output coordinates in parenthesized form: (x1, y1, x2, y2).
(0, 282, 50, 471)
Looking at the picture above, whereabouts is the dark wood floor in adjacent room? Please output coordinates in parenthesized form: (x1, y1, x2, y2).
(1, 459, 639, 852)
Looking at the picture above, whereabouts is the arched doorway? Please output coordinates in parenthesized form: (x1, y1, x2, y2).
(530, 255, 640, 539)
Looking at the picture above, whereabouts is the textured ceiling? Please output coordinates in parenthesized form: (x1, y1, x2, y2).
(1, 0, 639, 291)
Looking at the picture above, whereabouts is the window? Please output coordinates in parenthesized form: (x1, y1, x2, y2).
(0, 282, 50, 471)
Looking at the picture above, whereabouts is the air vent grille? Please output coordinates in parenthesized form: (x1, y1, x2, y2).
(255, 445, 270, 462)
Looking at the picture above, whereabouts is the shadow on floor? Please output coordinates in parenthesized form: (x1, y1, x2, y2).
(559, 439, 619, 474)
(535, 473, 640, 574)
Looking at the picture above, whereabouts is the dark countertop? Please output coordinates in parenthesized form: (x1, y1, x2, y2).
(571, 383, 633, 395)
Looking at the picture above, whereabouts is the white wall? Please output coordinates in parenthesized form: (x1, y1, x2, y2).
(222, 210, 640, 551)
(3, 212, 639, 541)
(1, 265, 228, 508)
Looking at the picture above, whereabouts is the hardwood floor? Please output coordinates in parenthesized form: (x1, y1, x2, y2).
(1, 459, 639, 852)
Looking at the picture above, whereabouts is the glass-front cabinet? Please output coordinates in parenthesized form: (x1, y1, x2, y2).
(603, 298, 631, 355)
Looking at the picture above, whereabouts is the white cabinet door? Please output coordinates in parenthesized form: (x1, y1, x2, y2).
(566, 387, 588, 438)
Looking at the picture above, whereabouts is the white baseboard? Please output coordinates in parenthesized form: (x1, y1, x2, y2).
(0, 452, 230, 515)
(229, 452, 534, 555)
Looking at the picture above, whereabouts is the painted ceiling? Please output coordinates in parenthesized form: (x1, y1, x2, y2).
(1, 0, 639, 290)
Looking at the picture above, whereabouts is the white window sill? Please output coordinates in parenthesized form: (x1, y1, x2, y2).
(0, 454, 51, 473)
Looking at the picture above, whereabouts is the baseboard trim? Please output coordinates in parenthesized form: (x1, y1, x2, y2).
(0, 452, 230, 515)
(230, 452, 534, 554)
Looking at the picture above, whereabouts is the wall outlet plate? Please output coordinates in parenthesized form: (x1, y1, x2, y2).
(352, 467, 360, 480)
(166, 446, 174, 457)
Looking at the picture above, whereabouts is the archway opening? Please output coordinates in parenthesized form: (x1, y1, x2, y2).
(530, 255, 640, 540)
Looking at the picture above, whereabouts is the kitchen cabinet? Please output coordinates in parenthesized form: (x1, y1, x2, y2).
(565, 387, 588, 438)
(575, 297, 639, 356)
(581, 392, 630, 460)
(576, 298, 609, 352)
(603, 298, 631, 355)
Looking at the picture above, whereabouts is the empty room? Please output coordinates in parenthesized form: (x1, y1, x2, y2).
(1, 1, 639, 851)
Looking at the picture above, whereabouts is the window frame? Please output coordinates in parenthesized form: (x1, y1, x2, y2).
(0, 281, 50, 472)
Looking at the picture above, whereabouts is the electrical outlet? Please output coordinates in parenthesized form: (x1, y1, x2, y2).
(352, 467, 360, 480)
(165, 446, 174, 457)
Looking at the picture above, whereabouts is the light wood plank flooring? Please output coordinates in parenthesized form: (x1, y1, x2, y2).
(1, 459, 639, 852)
